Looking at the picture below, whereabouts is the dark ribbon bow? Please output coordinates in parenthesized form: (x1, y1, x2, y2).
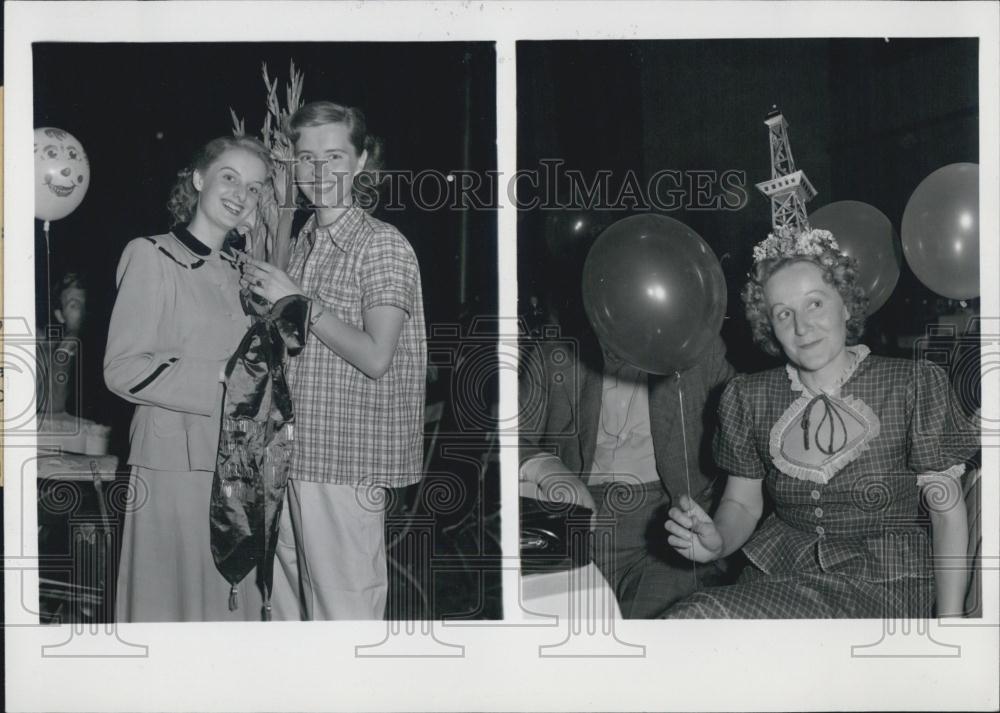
(801, 393, 848, 455)
(210, 292, 309, 620)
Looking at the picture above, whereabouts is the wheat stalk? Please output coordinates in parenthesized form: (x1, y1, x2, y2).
(229, 60, 306, 261)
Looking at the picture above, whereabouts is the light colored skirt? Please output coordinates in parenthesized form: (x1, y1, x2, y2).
(115, 466, 264, 622)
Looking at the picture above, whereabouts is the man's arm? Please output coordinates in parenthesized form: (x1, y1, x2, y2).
(519, 453, 597, 515)
(709, 333, 737, 388)
(518, 340, 596, 514)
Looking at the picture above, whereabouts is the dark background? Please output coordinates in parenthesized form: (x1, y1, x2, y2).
(34, 41, 497, 351)
(33, 42, 500, 620)
(517, 38, 980, 374)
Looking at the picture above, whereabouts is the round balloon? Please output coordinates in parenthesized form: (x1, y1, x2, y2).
(809, 200, 900, 313)
(34, 127, 90, 222)
(582, 214, 727, 375)
(902, 163, 979, 300)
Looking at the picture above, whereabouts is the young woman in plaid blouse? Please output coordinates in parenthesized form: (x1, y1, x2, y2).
(663, 229, 977, 618)
(241, 102, 426, 620)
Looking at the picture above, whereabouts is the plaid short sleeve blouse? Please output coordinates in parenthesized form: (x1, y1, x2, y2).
(714, 351, 978, 582)
(286, 206, 427, 487)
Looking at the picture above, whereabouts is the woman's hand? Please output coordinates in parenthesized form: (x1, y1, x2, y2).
(240, 258, 304, 304)
(665, 494, 725, 563)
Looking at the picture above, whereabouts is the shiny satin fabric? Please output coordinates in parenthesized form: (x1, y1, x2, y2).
(210, 291, 309, 619)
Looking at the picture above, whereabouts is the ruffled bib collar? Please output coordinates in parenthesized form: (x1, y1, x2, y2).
(771, 345, 880, 484)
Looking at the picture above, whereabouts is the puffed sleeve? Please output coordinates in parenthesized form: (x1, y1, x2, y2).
(907, 360, 979, 485)
(359, 229, 420, 319)
(103, 238, 225, 416)
(713, 376, 767, 479)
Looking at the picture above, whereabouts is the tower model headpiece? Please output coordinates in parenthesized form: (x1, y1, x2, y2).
(752, 107, 842, 264)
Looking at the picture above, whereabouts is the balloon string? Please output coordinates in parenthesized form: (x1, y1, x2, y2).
(44, 220, 52, 425)
(675, 371, 697, 589)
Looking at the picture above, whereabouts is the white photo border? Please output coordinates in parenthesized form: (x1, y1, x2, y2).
(4, 2, 999, 711)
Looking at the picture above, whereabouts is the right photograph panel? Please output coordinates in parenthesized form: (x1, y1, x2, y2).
(517, 39, 982, 620)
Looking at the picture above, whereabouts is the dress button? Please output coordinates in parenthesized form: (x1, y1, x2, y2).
(816, 525, 825, 536)
(811, 490, 821, 500)
(814, 507, 823, 518)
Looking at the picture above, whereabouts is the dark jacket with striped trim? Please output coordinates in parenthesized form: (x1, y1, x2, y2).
(104, 230, 250, 473)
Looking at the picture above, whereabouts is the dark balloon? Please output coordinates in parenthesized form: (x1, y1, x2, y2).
(809, 201, 901, 314)
(582, 214, 727, 375)
(902, 163, 979, 300)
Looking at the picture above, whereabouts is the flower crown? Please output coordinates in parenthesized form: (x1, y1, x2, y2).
(751, 226, 842, 264)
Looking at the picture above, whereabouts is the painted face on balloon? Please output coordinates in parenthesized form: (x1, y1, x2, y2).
(764, 260, 851, 388)
(35, 130, 89, 199)
(34, 128, 91, 221)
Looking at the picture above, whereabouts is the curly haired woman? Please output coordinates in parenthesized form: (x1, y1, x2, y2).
(105, 135, 272, 621)
(662, 228, 978, 618)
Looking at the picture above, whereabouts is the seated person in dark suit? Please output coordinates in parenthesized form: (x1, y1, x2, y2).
(519, 317, 737, 618)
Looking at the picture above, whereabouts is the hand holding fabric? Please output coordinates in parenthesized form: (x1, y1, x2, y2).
(240, 258, 304, 304)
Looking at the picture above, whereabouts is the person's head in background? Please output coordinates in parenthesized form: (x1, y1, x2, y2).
(52, 272, 87, 337)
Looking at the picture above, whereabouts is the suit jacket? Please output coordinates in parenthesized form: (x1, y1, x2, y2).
(519, 332, 735, 508)
(104, 230, 249, 473)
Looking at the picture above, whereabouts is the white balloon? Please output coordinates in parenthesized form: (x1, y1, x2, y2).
(34, 127, 91, 221)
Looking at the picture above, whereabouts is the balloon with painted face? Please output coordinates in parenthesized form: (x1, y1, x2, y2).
(34, 127, 90, 221)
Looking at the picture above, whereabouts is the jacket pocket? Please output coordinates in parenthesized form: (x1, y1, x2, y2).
(150, 407, 186, 437)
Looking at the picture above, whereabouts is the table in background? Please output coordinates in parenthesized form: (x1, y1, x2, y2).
(36, 451, 121, 624)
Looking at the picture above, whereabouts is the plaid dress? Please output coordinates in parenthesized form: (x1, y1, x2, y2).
(665, 348, 978, 618)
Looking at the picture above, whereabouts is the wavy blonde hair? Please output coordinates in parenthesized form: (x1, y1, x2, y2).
(166, 135, 273, 227)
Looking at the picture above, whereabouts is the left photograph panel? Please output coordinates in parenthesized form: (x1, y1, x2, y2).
(30, 42, 499, 623)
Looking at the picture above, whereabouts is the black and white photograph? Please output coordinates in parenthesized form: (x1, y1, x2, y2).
(3, 2, 998, 712)
(26, 41, 499, 625)
(517, 38, 983, 619)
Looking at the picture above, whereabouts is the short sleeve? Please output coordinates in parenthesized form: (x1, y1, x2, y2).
(713, 376, 767, 480)
(907, 360, 980, 474)
(359, 229, 419, 318)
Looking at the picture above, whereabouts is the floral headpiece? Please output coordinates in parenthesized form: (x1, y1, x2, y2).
(751, 226, 842, 264)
